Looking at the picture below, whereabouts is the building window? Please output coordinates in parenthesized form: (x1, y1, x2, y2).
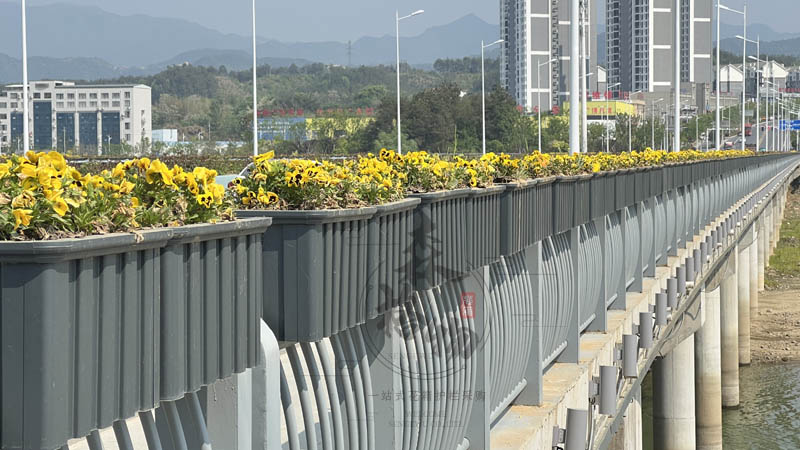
(79, 93, 87, 99)
(43, 93, 51, 99)
(0, 103, 5, 108)
(90, 101, 97, 107)
(68, 102, 75, 108)
(101, 101, 109, 108)
(67, 93, 75, 99)
(89, 93, 97, 99)
(124, 100, 131, 107)
(125, 134, 131, 141)
(125, 110, 131, 118)
(56, 94, 64, 100)
(125, 122, 130, 130)
(112, 93, 120, 99)
(101, 93, 109, 99)
(10, 103, 17, 108)
(33, 93, 41, 99)
(112, 101, 120, 107)
(79, 102, 87, 108)
(56, 102, 64, 108)
(124, 92, 131, 99)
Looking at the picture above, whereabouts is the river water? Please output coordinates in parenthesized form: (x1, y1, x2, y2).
(642, 363, 800, 449)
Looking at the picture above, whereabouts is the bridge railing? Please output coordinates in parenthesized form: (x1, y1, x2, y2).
(4, 154, 800, 450)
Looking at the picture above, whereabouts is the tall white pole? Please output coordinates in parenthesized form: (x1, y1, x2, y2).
(606, 89, 610, 153)
(652, 104, 656, 149)
(538, 59, 543, 151)
(629, 112, 632, 152)
(673, 0, 681, 152)
(715, 2, 721, 150)
(21, 0, 29, 153)
(580, 0, 589, 154)
(755, 38, 760, 151)
(741, 4, 747, 151)
(482, 40, 487, 155)
(252, 0, 258, 156)
(569, 0, 580, 154)
(396, 11, 402, 154)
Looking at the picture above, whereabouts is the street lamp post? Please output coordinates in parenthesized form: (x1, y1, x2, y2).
(747, 47, 763, 151)
(481, 39, 504, 155)
(252, 0, 258, 156)
(652, 98, 664, 150)
(568, 0, 580, 154)
(581, 72, 594, 153)
(717, 2, 745, 150)
(673, 0, 681, 152)
(396, 9, 424, 155)
(21, 0, 29, 153)
(605, 82, 620, 153)
(537, 58, 557, 152)
(627, 91, 642, 152)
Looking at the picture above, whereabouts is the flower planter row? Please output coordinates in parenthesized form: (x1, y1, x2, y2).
(247, 155, 789, 343)
(0, 218, 270, 450)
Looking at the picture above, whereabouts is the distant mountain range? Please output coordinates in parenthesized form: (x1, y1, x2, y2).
(0, 2, 500, 83)
(720, 36, 800, 61)
(2, 1, 799, 84)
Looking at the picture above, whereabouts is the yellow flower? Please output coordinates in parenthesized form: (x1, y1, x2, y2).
(13, 209, 33, 229)
(254, 151, 275, 164)
(0, 161, 12, 179)
(131, 197, 141, 208)
(52, 197, 69, 217)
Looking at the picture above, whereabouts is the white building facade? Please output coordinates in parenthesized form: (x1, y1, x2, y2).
(501, 0, 598, 113)
(607, 0, 712, 93)
(0, 81, 151, 153)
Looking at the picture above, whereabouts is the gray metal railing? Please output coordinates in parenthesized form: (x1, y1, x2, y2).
(6, 155, 800, 450)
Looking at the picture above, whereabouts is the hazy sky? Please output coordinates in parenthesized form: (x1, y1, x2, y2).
(25, 0, 799, 42)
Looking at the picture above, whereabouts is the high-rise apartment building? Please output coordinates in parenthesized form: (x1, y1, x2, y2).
(501, 0, 597, 113)
(607, 0, 712, 93)
(0, 80, 151, 153)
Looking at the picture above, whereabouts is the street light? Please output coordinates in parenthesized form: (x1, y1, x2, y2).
(581, 72, 595, 154)
(21, 0, 29, 153)
(396, 9, 424, 155)
(481, 39, 504, 155)
(748, 52, 764, 151)
(627, 91, 643, 152)
(716, 2, 745, 150)
(537, 57, 557, 152)
(251, 0, 258, 156)
(652, 98, 664, 149)
(605, 82, 620, 153)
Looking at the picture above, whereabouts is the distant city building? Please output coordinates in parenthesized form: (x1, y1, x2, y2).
(152, 129, 179, 144)
(0, 80, 151, 153)
(719, 65, 745, 95)
(500, 0, 599, 113)
(606, 0, 712, 93)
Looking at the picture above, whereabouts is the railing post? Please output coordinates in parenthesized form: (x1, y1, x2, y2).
(517, 242, 543, 406)
(631, 202, 644, 292)
(587, 216, 608, 332)
(557, 227, 581, 363)
(363, 310, 403, 449)
(464, 266, 491, 450)
(611, 211, 628, 310)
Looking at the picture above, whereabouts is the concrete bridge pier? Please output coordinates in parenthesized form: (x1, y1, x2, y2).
(720, 248, 739, 408)
(653, 335, 696, 450)
(737, 231, 752, 366)
(695, 284, 722, 450)
(750, 225, 759, 317)
(757, 215, 766, 292)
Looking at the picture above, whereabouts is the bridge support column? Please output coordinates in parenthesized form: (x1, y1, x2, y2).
(750, 226, 759, 317)
(757, 215, 766, 292)
(695, 284, 722, 450)
(738, 233, 752, 366)
(653, 335, 696, 450)
(720, 248, 739, 407)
